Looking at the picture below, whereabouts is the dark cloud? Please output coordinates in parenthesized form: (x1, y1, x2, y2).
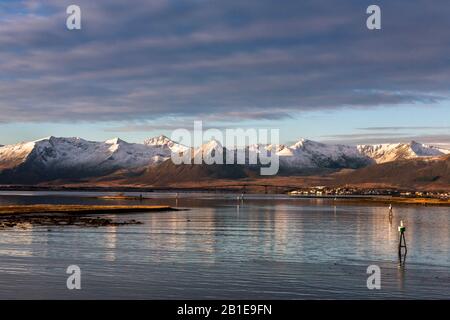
(105, 110, 290, 132)
(0, 0, 449, 123)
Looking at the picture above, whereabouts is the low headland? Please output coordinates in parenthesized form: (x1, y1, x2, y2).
(0, 204, 175, 216)
(0, 204, 176, 229)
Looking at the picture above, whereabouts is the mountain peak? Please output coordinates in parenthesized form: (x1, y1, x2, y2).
(143, 135, 189, 154)
(144, 135, 173, 146)
(410, 140, 424, 148)
(34, 136, 55, 142)
(290, 138, 321, 149)
(105, 137, 127, 145)
(203, 139, 223, 148)
(33, 136, 88, 145)
(357, 141, 449, 163)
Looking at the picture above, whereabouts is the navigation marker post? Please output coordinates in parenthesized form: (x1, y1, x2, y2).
(398, 220, 407, 256)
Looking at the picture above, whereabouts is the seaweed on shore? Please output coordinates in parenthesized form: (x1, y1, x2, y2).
(0, 215, 142, 229)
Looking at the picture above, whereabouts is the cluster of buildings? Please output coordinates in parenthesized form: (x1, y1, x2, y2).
(288, 187, 449, 199)
(400, 191, 449, 199)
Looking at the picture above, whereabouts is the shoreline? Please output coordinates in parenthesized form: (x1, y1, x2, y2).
(0, 188, 448, 206)
(1, 184, 449, 194)
(0, 204, 176, 228)
(322, 196, 450, 206)
(0, 204, 176, 216)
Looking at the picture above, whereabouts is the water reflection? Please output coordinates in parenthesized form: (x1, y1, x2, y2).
(0, 192, 448, 299)
(104, 225, 117, 262)
(0, 223, 35, 258)
(398, 252, 407, 291)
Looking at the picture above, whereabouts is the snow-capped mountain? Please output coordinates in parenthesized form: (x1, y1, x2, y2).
(143, 135, 188, 153)
(193, 139, 225, 164)
(246, 139, 372, 169)
(0, 136, 182, 183)
(0, 135, 449, 184)
(0, 136, 169, 170)
(357, 141, 450, 164)
(244, 139, 450, 169)
(191, 138, 450, 169)
(279, 139, 371, 168)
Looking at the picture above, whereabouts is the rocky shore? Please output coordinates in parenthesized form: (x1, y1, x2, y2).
(0, 204, 175, 228)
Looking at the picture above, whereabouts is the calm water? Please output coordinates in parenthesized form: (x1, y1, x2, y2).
(0, 191, 448, 299)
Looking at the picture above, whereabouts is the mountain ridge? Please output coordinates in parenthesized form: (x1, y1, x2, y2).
(0, 135, 449, 185)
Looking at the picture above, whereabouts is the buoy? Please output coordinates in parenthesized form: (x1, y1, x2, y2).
(398, 220, 407, 256)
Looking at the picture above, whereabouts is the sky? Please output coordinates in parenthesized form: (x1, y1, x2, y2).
(0, 0, 449, 146)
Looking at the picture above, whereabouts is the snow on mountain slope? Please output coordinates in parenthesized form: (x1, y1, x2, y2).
(0, 137, 170, 175)
(247, 139, 372, 169)
(193, 139, 224, 164)
(0, 140, 36, 170)
(102, 137, 171, 167)
(283, 139, 370, 168)
(1, 135, 449, 184)
(357, 141, 450, 164)
(143, 135, 188, 153)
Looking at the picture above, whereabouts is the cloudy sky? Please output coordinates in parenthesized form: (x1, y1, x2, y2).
(0, 0, 449, 146)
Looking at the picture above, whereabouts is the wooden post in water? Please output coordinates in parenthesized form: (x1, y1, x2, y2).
(388, 204, 393, 224)
(398, 220, 407, 256)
